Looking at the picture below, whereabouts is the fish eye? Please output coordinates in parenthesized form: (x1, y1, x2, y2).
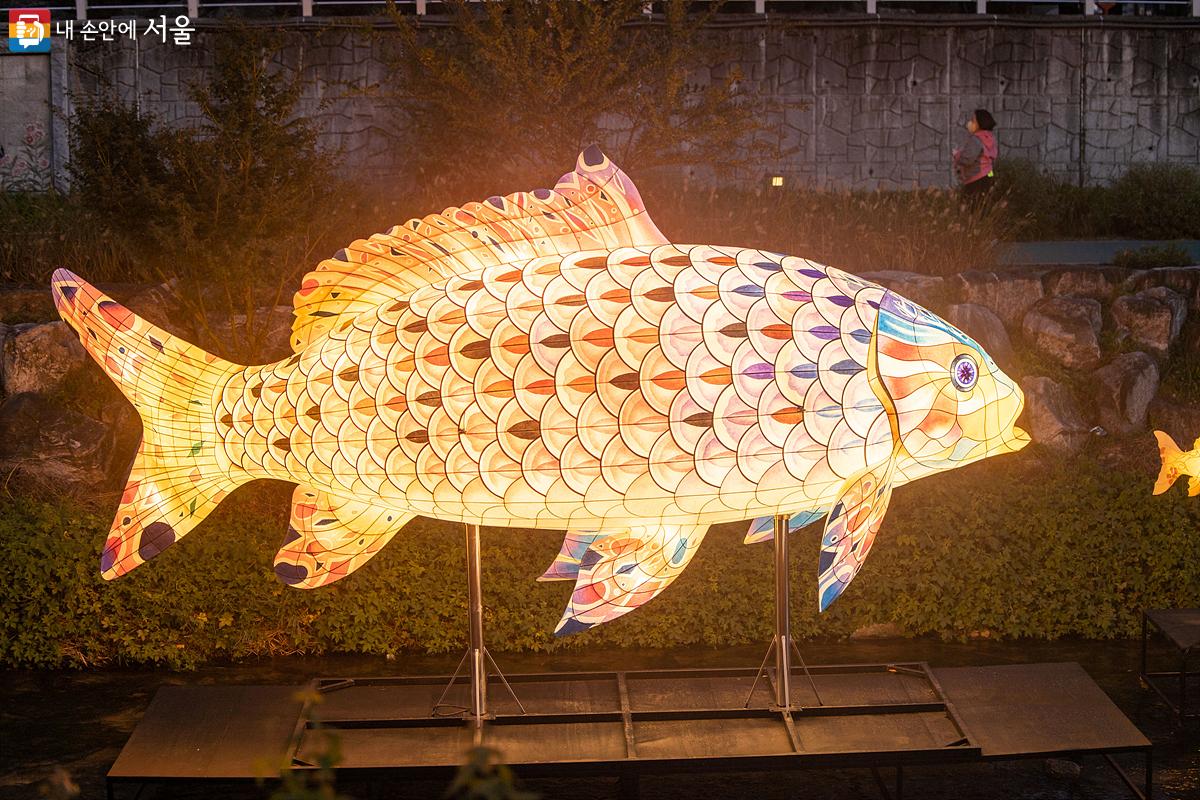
(950, 354, 978, 391)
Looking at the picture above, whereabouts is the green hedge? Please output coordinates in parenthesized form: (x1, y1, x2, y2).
(2, 451, 1197, 670)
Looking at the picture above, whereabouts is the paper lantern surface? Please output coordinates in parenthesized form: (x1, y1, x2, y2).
(1153, 431, 1200, 497)
(52, 147, 1028, 633)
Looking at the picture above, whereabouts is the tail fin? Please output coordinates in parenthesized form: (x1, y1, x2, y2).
(1153, 430, 1183, 496)
(51, 269, 249, 579)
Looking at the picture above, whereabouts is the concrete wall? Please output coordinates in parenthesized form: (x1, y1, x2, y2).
(0, 53, 54, 190)
(7, 16, 1200, 191)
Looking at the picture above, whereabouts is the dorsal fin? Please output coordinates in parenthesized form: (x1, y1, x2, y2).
(290, 146, 667, 352)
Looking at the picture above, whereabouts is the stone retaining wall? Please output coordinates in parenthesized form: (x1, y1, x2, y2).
(2, 16, 1198, 192)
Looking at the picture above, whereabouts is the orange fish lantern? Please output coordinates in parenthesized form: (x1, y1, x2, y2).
(52, 147, 1028, 633)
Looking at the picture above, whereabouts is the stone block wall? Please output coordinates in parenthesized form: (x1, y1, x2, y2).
(4, 16, 1199, 191)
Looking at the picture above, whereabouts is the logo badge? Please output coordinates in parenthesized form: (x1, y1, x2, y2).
(9, 9, 50, 53)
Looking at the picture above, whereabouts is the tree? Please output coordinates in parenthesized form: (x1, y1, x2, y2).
(377, 0, 774, 191)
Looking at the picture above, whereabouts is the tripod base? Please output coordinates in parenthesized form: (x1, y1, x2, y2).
(745, 634, 825, 710)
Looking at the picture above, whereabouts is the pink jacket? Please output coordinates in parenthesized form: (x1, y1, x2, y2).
(954, 130, 997, 184)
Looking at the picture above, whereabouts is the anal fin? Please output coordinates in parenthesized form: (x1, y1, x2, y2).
(555, 523, 708, 635)
(274, 485, 411, 589)
(538, 530, 605, 581)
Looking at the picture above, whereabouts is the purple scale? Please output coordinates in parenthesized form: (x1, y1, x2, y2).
(798, 268, 825, 279)
(741, 362, 774, 380)
(752, 261, 783, 272)
(733, 284, 766, 298)
(783, 290, 812, 302)
(828, 295, 854, 308)
(790, 364, 818, 379)
(810, 325, 840, 340)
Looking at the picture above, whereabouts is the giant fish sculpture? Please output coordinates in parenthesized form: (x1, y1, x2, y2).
(52, 147, 1028, 634)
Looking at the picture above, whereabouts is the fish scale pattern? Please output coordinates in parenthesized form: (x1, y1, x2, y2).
(212, 245, 892, 533)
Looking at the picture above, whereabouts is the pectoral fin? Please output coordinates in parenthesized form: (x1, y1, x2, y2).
(274, 485, 411, 589)
(555, 523, 708, 635)
(817, 462, 896, 612)
(538, 530, 606, 581)
(744, 510, 827, 544)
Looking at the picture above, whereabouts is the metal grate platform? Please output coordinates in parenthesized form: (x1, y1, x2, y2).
(106, 661, 1152, 800)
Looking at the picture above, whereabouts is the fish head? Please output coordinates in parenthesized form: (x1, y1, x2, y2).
(871, 290, 1028, 473)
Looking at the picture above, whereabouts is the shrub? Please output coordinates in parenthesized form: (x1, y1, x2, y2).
(993, 158, 1113, 240)
(2, 451, 1196, 670)
(1109, 164, 1200, 240)
(1112, 243, 1194, 270)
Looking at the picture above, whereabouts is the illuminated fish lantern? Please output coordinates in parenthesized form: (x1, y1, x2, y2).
(1153, 431, 1200, 497)
(51, 146, 1028, 634)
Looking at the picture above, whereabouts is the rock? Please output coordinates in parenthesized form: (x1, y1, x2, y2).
(1148, 398, 1200, 448)
(1021, 296, 1103, 370)
(1111, 287, 1187, 357)
(1044, 758, 1083, 781)
(955, 270, 1046, 327)
(1020, 376, 1092, 453)
(0, 287, 57, 324)
(2, 321, 89, 396)
(0, 393, 116, 488)
(946, 304, 1013, 364)
(1123, 266, 1200, 312)
(860, 271, 946, 309)
(1043, 266, 1129, 301)
(1092, 352, 1160, 435)
(849, 622, 903, 640)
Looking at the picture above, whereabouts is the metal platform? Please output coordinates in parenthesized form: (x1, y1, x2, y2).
(106, 661, 1152, 800)
(1140, 607, 1200, 725)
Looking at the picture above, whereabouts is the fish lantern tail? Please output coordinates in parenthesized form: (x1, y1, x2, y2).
(50, 269, 248, 580)
(1152, 430, 1183, 496)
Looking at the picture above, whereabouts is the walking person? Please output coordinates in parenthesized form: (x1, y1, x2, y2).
(953, 109, 998, 208)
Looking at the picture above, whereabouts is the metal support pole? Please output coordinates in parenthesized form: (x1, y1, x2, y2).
(187, 0, 199, 18)
(466, 522, 487, 727)
(773, 513, 791, 710)
(301, 0, 313, 17)
(75, 0, 87, 20)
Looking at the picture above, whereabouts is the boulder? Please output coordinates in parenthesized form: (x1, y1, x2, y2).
(860, 271, 945, 309)
(1123, 266, 1200, 312)
(1043, 266, 1129, 301)
(954, 270, 1046, 327)
(945, 304, 1013, 364)
(1092, 352, 1160, 435)
(0, 287, 57, 324)
(0, 393, 116, 488)
(1021, 296, 1103, 370)
(1148, 398, 1200, 449)
(1020, 376, 1091, 453)
(1110, 287, 1187, 357)
(2, 321, 89, 396)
